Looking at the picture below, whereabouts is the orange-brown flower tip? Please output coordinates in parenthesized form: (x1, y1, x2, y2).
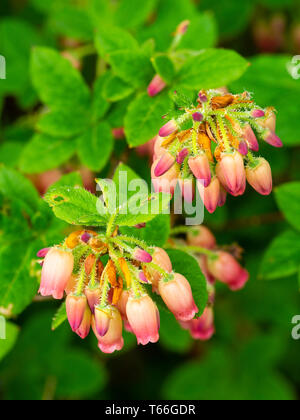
(158, 274, 198, 321)
(187, 226, 216, 250)
(246, 158, 273, 196)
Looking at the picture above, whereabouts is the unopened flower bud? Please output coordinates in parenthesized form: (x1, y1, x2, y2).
(176, 20, 190, 35)
(66, 294, 87, 332)
(126, 295, 160, 345)
(135, 223, 146, 229)
(148, 74, 167, 97)
(154, 136, 166, 159)
(198, 176, 220, 214)
(188, 155, 211, 187)
(39, 247, 74, 299)
(154, 152, 175, 177)
(238, 140, 248, 156)
(81, 232, 91, 243)
(159, 273, 198, 321)
(189, 307, 215, 341)
(207, 252, 249, 291)
(151, 159, 179, 195)
(94, 306, 111, 337)
(37, 248, 51, 258)
(93, 308, 124, 354)
(112, 127, 125, 139)
(192, 112, 203, 122)
(243, 124, 259, 152)
(178, 177, 194, 203)
(116, 290, 130, 320)
(263, 130, 283, 148)
(176, 148, 189, 165)
(133, 248, 152, 263)
(218, 186, 227, 207)
(147, 247, 172, 290)
(216, 152, 246, 196)
(139, 272, 149, 283)
(76, 305, 92, 339)
(187, 226, 216, 250)
(246, 158, 272, 195)
(252, 109, 265, 118)
(198, 92, 208, 103)
(159, 120, 178, 138)
(258, 109, 276, 131)
(85, 285, 101, 313)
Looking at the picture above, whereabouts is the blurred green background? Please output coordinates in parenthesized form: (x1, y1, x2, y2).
(0, 0, 300, 400)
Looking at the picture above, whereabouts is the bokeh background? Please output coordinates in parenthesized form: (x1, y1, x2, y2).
(0, 0, 300, 400)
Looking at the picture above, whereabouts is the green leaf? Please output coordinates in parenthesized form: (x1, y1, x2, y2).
(19, 134, 76, 174)
(230, 55, 300, 147)
(115, 192, 171, 227)
(275, 182, 300, 231)
(30, 47, 91, 111)
(102, 74, 135, 102)
(95, 25, 139, 57)
(177, 49, 249, 90)
(92, 74, 111, 122)
(0, 322, 19, 361)
(51, 302, 67, 330)
(108, 50, 153, 88)
(50, 7, 94, 41)
(159, 311, 193, 354)
(259, 230, 300, 281)
(151, 54, 175, 84)
(166, 249, 208, 317)
(113, 162, 144, 206)
(115, 0, 157, 29)
(124, 92, 172, 147)
(36, 108, 90, 138)
(77, 121, 114, 172)
(177, 13, 218, 49)
(44, 186, 108, 226)
(0, 142, 24, 168)
(0, 239, 42, 317)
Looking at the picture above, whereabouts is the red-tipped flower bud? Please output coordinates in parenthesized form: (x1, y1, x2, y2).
(76, 305, 92, 339)
(147, 247, 173, 290)
(246, 158, 273, 195)
(178, 177, 195, 203)
(189, 307, 215, 341)
(159, 273, 198, 321)
(66, 294, 87, 332)
(216, 152, 246, 196)
(154, 152, 175, 177)
(176, 148, 189, 165)
(252, 109, 265, 118)
(243, 124, 259, 152)
(151, 158, 179, 195)
(159, 120, 178, 138)
(187, 226, 216, 250)
(148, 74, 167, 97)
(133, 248, 152, 263)
(188, 155, 211, 187)
(207, 252, 249, 291)
(198, 176, 220, 214)
(93, 308, 124, 354)
(94, 306, 111, 337)
(263, 130, 283, 148)
(85, 285, 101, 314)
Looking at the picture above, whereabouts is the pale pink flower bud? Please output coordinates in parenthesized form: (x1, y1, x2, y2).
(94, 306, 112, 337)
(188, 155, 211, 187)
(154, 152, 175, 177)
(76, 305, 92, 339)
(197, 176, 220, 214)
(216, 152, 246, 196)
(151, 159, 179, 196)
(176, 20, 190, 35)
(176, 148, 189, 165)
(243, 124, 259, 152)
(238, 140, 248, 156)
(154, 136, 166, 159)
(246, 158, 272, 196)
(159, 273, 198, 321)
(66, 294, 87, 332)
(39, 247, 74, 299)
(133, 248, 152, 263)
(126, 295, 160, 345)
(198, 92, 208, 103)
(148, 74, 167, 97)
(139, 272, 149, 283)
(259, 110, 276, 131)
(178, 178, 194, 203)
(187, 226, 216, 250)
(263, 130, 283, 148)
(207, 251, 249, 291)
(198, 256, 215, 284)
(116, 290, 130, 320)
(112, 127, 125, 139)
(218, 186, 227, 207)
(189, 307, 215, 341)
(252, 109, 265, 118)
(85, 286, 101, 314)
(93, 308, 124, 354)
(147, 247, 173, 291)
(37, 248, 51, 258)
(159, 120, 178, 137)
(135, 223, 146, 229)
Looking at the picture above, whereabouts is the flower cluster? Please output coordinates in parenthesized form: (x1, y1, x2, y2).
(37, 229, 199, 353)
(171, 224, 250, 341)
(152, 90, 283, 213)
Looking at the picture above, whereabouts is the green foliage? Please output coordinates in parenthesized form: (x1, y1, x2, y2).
(166, 249, 208, 317)
(0, 322, 19, 362)
(51, 302, 67, 331)
(275, 182, 300, 231)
